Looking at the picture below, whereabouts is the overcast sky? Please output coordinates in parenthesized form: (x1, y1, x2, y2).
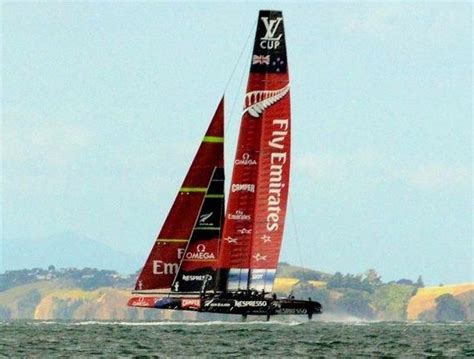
(2, 2, 472, 285)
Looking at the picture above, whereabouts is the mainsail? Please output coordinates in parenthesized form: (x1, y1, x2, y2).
(218, 10, 291, 293)
(134, 98, 224, 292)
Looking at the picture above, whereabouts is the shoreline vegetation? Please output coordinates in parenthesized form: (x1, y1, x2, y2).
(0, 264, 472, 321)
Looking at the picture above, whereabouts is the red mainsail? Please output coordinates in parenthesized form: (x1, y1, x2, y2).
(218, 10, 291, 293)
(134, 98, 224, 292)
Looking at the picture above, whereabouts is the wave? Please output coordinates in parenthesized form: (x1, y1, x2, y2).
(19, 319, 306, 327)
(72, 320, 305, 326)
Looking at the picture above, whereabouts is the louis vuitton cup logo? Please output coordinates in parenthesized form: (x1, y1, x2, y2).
(260, 16, 283, 50)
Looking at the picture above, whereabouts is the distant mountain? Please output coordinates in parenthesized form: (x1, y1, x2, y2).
(3, 232, 142, 274)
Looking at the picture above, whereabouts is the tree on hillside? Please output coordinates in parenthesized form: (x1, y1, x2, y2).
(291, 269, 322, 281)
(396, 279, 414, 286)
(364, 269, 382, 286)
(335, 290, 374, 319)
(371, 283, 416, 321)
(327, 270, 380, 293)
(327, 272, 344, 288)
(435, 294, 466, 321)
(416, 275, 425, 288)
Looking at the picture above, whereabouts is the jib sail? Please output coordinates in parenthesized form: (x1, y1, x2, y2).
(134, 98, 224, 292)
(171, 166, 225, 293)
(218, 10, 291, 293)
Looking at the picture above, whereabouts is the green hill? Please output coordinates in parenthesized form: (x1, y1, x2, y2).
(1, 266, 471, 321)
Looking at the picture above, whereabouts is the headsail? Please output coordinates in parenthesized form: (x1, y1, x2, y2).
(218, 10, 290, 293)
(171, 166, 225, 293)
(134, 98, 224, 292)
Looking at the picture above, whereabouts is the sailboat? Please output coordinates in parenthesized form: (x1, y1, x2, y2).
(128, 10, 322, 320)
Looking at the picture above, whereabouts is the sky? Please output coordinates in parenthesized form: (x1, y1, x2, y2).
(2, 2, 472, 285)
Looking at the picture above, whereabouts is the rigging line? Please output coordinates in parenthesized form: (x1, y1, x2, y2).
(225, 46, 252, 138)
(225, 20, 257, 137)
(222, 19, 257, 94)
(289, 195, 308, 285)
(225, 73, 253, 140)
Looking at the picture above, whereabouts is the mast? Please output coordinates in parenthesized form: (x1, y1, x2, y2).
(218, 10, 291, 294)
(134, 98, 224, 292)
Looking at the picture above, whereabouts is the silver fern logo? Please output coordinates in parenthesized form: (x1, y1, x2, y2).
(243, 84, 290, 118)
(199, 212, 213, 224)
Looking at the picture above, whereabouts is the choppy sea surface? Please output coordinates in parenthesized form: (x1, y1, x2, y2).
(1, 320, 472, 357)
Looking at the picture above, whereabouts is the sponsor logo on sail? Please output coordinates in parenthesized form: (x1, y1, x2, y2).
(227, 210, 251, 221)
(231, 183, 255, 193)
(260, 16, 283, 50)
(266, 119, 289, 232)
(153, 260, 178, 275)
(234, 153, 257, 166)
(251, 273, 264, 280)
(180, 244, 216, 261)
(198, 212, 213, 226)
(243, 84, 290, 118)
(182, 274, 209, 282)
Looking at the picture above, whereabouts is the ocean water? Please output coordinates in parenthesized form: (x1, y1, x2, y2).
(1, 320, 472, 357)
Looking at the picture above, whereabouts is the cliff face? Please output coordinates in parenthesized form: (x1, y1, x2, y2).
(0, 281, 207, 321)
(0, 281, 60, 319)
(33, 288, 201, 321)
(33, 289, 132, 320)
(0, 283, 199, 321)
(407, 283, 474, 320)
